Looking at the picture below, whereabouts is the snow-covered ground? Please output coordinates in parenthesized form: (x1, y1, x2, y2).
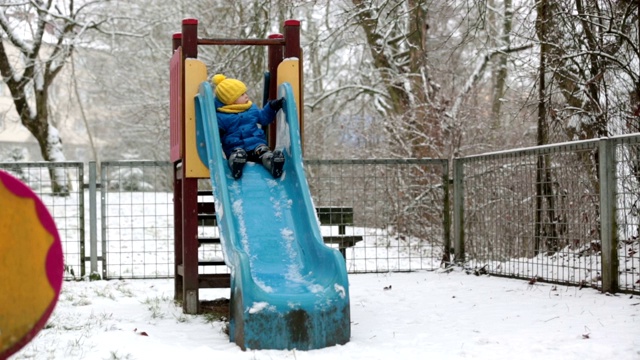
(5, 189, 639, 359)
(10, 270, 640, 360)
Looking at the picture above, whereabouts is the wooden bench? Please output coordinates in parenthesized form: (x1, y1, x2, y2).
(196, 192, 363, 257)
(315, 206, 363, 258)
(192, 194, 363, 289)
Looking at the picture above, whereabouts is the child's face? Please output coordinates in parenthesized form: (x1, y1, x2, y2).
(234, 93, 250, 104)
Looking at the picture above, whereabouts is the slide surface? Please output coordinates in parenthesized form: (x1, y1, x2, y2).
(195, 82, 350, 350)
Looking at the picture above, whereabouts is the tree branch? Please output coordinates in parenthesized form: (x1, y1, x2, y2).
(0, 10, 33, 54)
(448, 43, 534, 122)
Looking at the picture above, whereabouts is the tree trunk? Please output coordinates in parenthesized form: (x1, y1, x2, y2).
(0, 3, 97, 195)
(351, 0, 442, 158)
(535, 0, 548, 254)
(19, 89, 70, 195)
(491, 0, 513, 129)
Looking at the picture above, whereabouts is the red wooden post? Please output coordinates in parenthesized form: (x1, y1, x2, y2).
(172, 33, 181, 52)
(283, 20, 303, 152)
(180, 17, 201, 314)
(283, 20, 300, 58)
(181, 177, 200, 313)
(267, 33, 284, 147)
(173, 164, 183, 302)
(182, 18, 198, 59)
(267, 34, 284, 100)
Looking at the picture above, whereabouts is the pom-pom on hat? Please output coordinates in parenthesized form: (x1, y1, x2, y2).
(212, 74, 247, 105)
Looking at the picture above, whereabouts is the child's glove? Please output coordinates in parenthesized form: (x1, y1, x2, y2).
(269, 98, 284, 111)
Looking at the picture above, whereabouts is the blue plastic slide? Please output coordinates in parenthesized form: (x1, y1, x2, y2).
(194, 81, 350, 350)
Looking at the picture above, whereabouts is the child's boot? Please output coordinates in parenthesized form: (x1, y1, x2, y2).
(228, 148, 247, 179)
(260, 149, 285, 178)
(269, 150, 285, 178)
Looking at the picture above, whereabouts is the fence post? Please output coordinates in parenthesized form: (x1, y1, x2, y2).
(89, 161, 98, 278)
(100, 164, 108, 280)
(599, 138, 618, 293)
(453, 158, 465, 263)
(441, 160, 452, 264)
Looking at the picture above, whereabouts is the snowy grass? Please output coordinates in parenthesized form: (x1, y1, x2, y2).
(10, 271, 640, 360)
(6, 190, 640, 359)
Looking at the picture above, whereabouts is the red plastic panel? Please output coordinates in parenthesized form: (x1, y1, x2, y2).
(170, 47, 183, 162)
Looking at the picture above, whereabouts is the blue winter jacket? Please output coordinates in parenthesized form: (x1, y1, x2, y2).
(214, 97, 277, 157)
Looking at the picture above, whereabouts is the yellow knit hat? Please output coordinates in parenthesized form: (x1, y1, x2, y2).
(212, 74, 247, 105)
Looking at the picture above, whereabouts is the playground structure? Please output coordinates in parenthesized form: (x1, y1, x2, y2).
(0, 170, 63, 360)
(170, 19, 351, 350)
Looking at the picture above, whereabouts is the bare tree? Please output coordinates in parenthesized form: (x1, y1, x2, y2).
(490, 0, 513, 128)
(335, 1, 538, 159)
(83, 0, 293, 161)
(532, 0, 639, 253)
(0, 1, 103, 194)
(535, 0, 639, 142)
(349, 0, 443, 159)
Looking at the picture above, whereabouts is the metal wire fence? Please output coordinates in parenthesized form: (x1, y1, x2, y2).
(0, 161, 85, 279)
(611, 136, 640, 292)
(457, 141, 600, 280)
(100, 161, 174, 279)
(2, 134, 638, 294)
(455, 135, 640, 293)
(97, 159, 451, 279)
(305, 159, 450, 273)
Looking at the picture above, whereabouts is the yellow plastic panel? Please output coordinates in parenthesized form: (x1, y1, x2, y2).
(277, 59, 301, 122)
(277, 58, 303, 151)
(184, 58, 210, 178)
